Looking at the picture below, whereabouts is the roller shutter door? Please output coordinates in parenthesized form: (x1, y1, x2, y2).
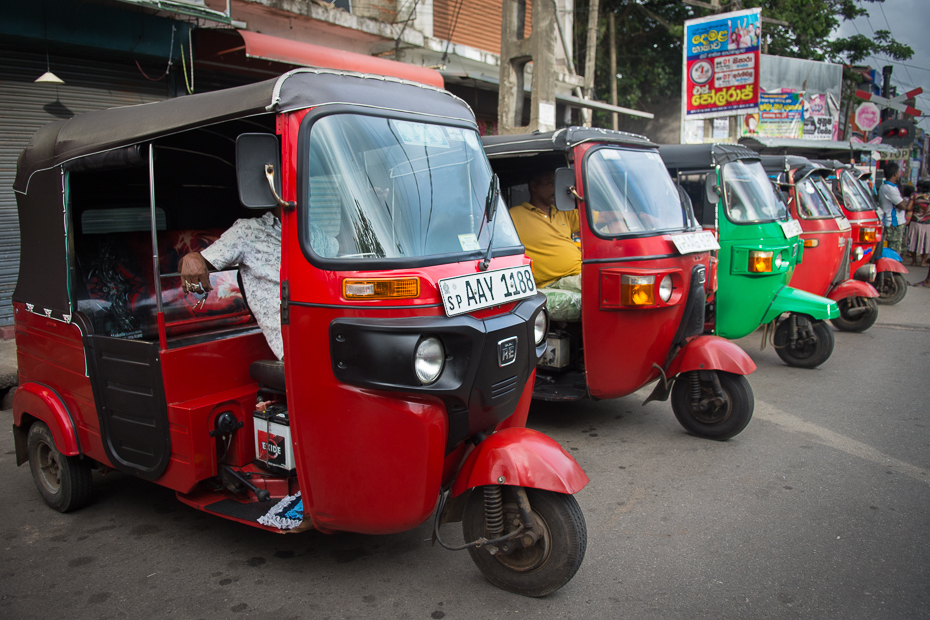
(0, 47, 170, 326)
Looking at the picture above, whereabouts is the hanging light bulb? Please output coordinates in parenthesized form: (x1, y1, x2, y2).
(35, 71, 64, 84)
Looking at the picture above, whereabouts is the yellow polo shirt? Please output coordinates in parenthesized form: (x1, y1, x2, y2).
(510, 202, 581, 288)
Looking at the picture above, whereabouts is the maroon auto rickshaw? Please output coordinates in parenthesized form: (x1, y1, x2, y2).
(483, 129, 756, 441)
(10, 70, 589, 597)
(813, 160, 909, 305)
(759, 156, 880, 332)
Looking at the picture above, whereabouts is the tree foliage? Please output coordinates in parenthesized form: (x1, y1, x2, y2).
(572, 0, 914, 124)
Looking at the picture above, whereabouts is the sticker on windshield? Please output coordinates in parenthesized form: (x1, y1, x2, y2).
(464, 132, 480, 150)
(445, 127, 465, 141)
(780, 219, 803, 238)
(600, 150, 623, 161)
(458, 233, 481, 252)
(392, 120, 449, 148)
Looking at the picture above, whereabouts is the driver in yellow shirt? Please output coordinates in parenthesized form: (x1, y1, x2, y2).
(509, 170, 582, 319)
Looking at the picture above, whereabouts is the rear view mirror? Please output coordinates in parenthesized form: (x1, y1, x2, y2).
(236, 133, 290, 209)
(704, 172, 720, 205)
(554, 167, 577, 212)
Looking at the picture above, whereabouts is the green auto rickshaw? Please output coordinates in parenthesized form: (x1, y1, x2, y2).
(660, 144, 839, 368)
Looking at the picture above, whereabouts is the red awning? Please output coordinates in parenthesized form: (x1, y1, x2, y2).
(236, 30, 443, 89)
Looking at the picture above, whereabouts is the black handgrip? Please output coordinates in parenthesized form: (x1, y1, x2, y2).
(222, 465, 271, 502)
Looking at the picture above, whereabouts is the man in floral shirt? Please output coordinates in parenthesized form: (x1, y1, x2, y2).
(179, 210, 337, 359)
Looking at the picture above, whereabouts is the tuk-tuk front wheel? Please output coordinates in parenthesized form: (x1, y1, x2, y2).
(462, 487, 586, 597)
(831, 296, 878, 332)
(876, 272, 907, 305)
(773, 317, 835, 368)
(670, 371, 754, 440)
(27, 422, 94, 513)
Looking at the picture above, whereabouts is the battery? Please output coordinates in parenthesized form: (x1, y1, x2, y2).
(253, 406, 295, 472)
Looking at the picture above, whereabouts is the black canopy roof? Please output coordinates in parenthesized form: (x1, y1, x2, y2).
(758, 155, 829, 182)
(15, 68, 474, 193)
(658, 143, 760, 170)
(482, 127, 654, 159)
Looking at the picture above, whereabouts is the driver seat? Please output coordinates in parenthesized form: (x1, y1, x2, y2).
(249, 359, 286, 392)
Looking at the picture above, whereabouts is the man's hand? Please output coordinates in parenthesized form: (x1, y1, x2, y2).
(179, 252, 213, 294)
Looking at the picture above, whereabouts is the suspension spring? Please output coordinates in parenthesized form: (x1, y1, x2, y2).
(484, 486, 505, 537)
(789, 314, 798, 342)
(689, 370, 702, 402)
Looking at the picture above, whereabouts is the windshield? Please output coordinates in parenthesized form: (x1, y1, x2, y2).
(302, 114, 520, 260)
(585, 149, 693, 235)
(840, 170, 877, 212)
(721, 160, 789, 223)
(796, 176, 842, 219)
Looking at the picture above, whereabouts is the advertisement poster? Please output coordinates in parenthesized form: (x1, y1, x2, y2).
(752, 92, 803, 138)
(683, 8, 761, 119)
(802, 93, 840, 140)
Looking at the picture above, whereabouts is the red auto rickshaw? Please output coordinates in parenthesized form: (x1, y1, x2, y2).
(10, 70, 588, 597)
(759, 156, 880, 333)
(813, 160, 909, 305)
(483, 129, 756, 441)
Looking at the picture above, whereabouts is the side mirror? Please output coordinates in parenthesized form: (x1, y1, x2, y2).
(554, 167, 577, 212)
(704, 172, 720, 205)
(236, 133, 293, 210)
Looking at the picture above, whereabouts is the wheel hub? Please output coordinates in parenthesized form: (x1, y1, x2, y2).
(492, 503, 552, 573)
(36, 440, 62, 493)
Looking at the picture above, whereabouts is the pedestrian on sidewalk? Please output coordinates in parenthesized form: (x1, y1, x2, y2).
(878, 163, 910, 256)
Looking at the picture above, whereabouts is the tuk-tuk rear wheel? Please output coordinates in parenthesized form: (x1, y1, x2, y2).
(462, 487, 586, 597)
(831, 297, 878, 332)
(670, 371, 754, 441)
(27, 422, 93, 513)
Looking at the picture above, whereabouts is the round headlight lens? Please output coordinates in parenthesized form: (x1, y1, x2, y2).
(853, 246, 864, 261)
(414, 337, 444, 385)
(533, 309, 548, 345)
(658, 274, 673, 302)
(774, 252, 786, 269)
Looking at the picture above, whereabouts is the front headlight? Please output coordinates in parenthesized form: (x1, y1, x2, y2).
(774, 252, 786, 270)
(748, 250, 773, 273)
(853, 246, 865, 261)
(658, 274, 673, 302)
(533, 309, 548, 345)
(414, 337, 444, 385)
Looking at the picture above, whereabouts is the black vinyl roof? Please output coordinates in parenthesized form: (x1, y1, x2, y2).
(758, 155, 828, 182)
(658, 143, 760, 170)
(482, 127, 654, 158)
(15, 68, 474, 193)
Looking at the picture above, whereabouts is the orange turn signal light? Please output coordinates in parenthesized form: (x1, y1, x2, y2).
(748, 250, 773, 273)
(859, 228, 877, 243)
(343, 278, 419, 300)
(803, 238, 820, 248)
(621, 275, 655, 306)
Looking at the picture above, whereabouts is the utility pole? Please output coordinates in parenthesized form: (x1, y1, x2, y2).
(881, 65, 894, 121)
(609, 10, 617, 130)
(582, 0, 600, 127)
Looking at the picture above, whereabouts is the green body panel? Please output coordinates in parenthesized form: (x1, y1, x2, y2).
(760, 285, 840, 325)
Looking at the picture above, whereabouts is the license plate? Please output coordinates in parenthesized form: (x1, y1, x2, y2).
(670, 231, 719, 254)
(780, 219, 803, 238)
(439, 265, 536, 317)
(836, 216, 851, 231)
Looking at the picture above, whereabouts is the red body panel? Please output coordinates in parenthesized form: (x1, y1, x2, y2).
(573, 143, 715, 399)
(450, 428, 589, 497)
(842, 209, 883, 278)
(826, 279, 879, 301)
(665, 335, 757, 378)
(876, 257, 908, 274)
(13, 382, 81, 457)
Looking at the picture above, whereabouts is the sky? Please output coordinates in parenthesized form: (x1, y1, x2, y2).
(834, 0, 930, 131)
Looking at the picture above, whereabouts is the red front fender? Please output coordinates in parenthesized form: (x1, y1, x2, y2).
(666, 335, 756, 378)
(450, 428, 589, 497)
(828, 279, 879, 301)
(13, 383, 82, 457)
(876, 257, 908, 274)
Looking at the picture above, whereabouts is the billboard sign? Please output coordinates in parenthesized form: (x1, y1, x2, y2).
(683, 8, 761, 120)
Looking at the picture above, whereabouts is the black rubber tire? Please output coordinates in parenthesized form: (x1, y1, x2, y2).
(831, 296, 879, 333)
(671, 371, 754, 440)
(27, 422, 93, 513)
(876, 272, 908, 305)
(463, 487, 586, 597)
(774, 317, 835, 369)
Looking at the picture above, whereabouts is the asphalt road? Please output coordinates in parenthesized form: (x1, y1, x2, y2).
(2, 272, 928, 619)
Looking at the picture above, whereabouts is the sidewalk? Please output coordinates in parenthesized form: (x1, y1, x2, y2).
(0, 338, 16, 410)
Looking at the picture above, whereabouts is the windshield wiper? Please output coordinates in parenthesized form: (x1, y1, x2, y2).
(478, 174, 501, 272)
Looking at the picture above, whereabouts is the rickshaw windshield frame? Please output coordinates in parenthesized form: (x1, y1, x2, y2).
(719, 160, 790, 225)
(296, 106, 523, 271)
(582, 145, 698, 240)
(795, 174, 844, 220)
(839, 169, 877, 212)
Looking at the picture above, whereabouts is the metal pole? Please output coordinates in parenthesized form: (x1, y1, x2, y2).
(582, 0, 600, 127)
(609, 10, 617, 131)
(148, 143, 164, 316)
